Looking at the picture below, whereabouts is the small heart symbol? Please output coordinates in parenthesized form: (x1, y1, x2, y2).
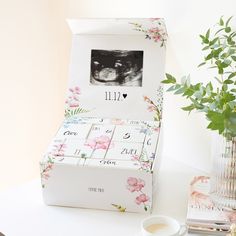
(123, 94, 127, 99)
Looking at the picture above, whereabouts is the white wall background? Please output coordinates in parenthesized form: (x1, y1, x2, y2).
(0, 0, 235, 191)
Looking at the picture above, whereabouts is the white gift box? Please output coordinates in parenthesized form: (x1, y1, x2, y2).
(40, 18, 167, 213)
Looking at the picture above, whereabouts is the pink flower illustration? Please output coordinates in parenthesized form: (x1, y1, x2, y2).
(41, 163, 53, 180)
(127, 177, 145, 192)
(143, 94, 162, 121)
(190, 191, 214, 208)
(126, 177, 150, 211)
(50, 143, 67, 157)
(141, 162, 151, 169)
(111, 118, 125, 125)
(148, 105, 156, 112)
(152, 34, 161, 42)
(190, 176, 210, 186)
(132, 155, 139, 161)
(129, 19, 167, 47)
(65, 86, 89, 118)
(150, 18, 161, 22)
(85, 135, 111, 150)
(143, 96, 151, 103)
(225, 211, 236, 222)
(65, 86, 80, 108)
(153, 126, 160, 132)
(148, 27, 160, 34)
(131, 153, 153, 172)
(135, 194, 149, 205)
(41, 140, 67, 188)
(69, 86, 80, 94)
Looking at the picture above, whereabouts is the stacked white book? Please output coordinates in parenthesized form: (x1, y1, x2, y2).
(187, 176, 236, 235)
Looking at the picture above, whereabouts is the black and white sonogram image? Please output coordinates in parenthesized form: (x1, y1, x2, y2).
(90, 49, 143, 87)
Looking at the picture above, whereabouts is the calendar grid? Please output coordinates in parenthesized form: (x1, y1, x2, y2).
(103, 125, 117, 159)
(46, 118, 160, 171)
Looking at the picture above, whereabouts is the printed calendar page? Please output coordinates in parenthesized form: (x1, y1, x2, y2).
(44, 117, 160, 171)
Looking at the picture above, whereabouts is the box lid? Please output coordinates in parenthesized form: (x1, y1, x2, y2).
(65, 18, 167, 122)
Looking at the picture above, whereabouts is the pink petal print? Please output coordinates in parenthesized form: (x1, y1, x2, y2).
(74, 86, 80, 92)
(73, 96, 79, 101)
(135, 194, 149, 205)
(69, 103, 79, 108)
(148, 105, 156, 112)
(127, 177, 145, 192)
(150, 18, 161, 21)
(85, 135, 111, 150)
(131, 155, 139, 161)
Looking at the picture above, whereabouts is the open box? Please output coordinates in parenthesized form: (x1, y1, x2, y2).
(40, 18, 167, 213)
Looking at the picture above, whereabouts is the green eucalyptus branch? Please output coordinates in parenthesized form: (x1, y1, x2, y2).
(162, 16, 236, 139)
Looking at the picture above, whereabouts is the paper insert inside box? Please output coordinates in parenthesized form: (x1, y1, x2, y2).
(44, 117, 160, 171)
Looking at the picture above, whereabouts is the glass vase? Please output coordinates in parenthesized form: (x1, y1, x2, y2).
(210, 134, 236, 209)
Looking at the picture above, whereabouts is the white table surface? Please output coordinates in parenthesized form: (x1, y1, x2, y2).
(0, 157, 207, 236)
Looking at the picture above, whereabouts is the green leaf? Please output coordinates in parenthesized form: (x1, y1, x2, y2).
(209, 37, 218, 46)
(174, 87, 185, 95)
(226, 16, 233, 27)
(199, 34, 205, 41)
(225, 27, 231, 33)
(206, 82, 213, 95)
(205, 53, 213, 60)
(222, 92, 235, 103)
(228, 101, 236, 109)
(162, 74, 176, 84)
(221, 59, 231, 68)
(202, 46, 210, 50)
(224, 108, 236, 136)
(218, 67, 224, 74)
(166, 85, 176, 92)
(182, 104, 195, 112)
(186, 75, 191, 87)
(200, 34, 209, 44)
(215, 28, 224, 35)
(224, 79, 234, 84)
(206, 111, 225, 134)
(181, 76, 187, 84)
(214, 77, 222, 84)
(193, 90, 203, 99)
(219, 17, 224, 26)
(213, 48, 223, 57)
(182, 87, 194, 97)
(206, 29, 210, 39)
(228, 72, 236, 79)
(198, 62, 206, 67)
(166, 73, 176, 82)
(231, 56, 236, 61)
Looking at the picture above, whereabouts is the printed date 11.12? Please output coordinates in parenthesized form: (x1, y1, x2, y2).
(105, 91, 121, 101)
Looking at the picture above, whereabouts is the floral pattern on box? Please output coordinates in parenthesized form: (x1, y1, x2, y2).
(127, 177, 150, 211)
(144, 86, 163, 123)
(65, 86, 89, 118)
(40, 140, 67, 188)
(85, 135, 113, 158)
(129, 18, 167, 47)
(111, 203, 126, 212)
(132, 152, 155, 173)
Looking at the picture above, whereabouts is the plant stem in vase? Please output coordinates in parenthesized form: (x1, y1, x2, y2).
(162, 16, 236, 209)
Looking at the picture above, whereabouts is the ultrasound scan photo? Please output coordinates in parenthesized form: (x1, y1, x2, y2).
(90, 49, 143, 87)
